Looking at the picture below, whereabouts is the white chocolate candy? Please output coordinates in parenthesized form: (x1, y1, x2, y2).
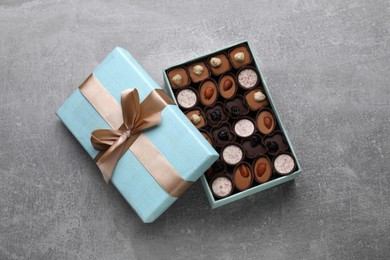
(193, 65, 204, 76)
(238, 69, 258, 89)
(234, 119, 255, 138)
(210, 57, 222, 68)
(254, 91, 266, 102)
(274, 154, 295, 175)
(211, 176, 233, 198)
(234, 52, 245, 63)
(222, 144, 243, 165)
(177, 89, 197, 109)
(191, 114, 201, 125)
(172, 74, 183, 86)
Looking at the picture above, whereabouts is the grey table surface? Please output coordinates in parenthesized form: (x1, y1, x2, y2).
(1, 0, 389, 259)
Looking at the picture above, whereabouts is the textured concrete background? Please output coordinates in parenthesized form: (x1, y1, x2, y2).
(1, 0, 389, 259)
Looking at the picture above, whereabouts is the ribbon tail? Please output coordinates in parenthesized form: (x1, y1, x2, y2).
(96, 133, 140, 183)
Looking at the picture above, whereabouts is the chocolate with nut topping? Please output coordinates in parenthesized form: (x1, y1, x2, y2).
(188, 61, 209, 83)
(199, 79, 218, 106)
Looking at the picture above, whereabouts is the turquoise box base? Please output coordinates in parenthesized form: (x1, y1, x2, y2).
(57, 47, 218, 223)
(163, 41, 302, 209)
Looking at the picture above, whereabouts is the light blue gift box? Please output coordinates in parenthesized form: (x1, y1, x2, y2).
(56, 47, 218, 223)
(163, 41, 302, 209)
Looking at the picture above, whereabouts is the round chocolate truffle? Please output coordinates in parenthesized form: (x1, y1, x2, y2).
(274, 154, 295, 175)
(211, 176, 233, 198)
(237, 68, 259, 89)
(253, 156, 272, 183)
(256, 109, 276, 135)
(176, 88, 198, 109)
(222, 144, 244, 165)
(233, 163, 253, 191)
(218, 74, 237, 99)
(200, 80, 218, 106)
(167, 67, 190, 89)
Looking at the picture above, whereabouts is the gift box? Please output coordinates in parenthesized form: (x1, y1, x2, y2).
(163, 41, 302, 208)
(56, 47, 218, 223)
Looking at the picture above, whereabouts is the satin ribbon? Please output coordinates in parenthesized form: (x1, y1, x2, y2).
(91, 88, 166, 183)
(79, 75, 193, 197)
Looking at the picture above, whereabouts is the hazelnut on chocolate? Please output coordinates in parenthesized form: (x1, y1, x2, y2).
(191, 114, 201, 125)
(254, 91, 266, 102)
(193, 65, 204, 76)
(210, 57, 222, 68)
(234, 52, 245, 63)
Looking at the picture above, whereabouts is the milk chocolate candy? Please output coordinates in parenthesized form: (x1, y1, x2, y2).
(208, 53, 231, 76)
(168, 67, 190, 89)
(218, 73, 237, 100)
(199, 79, 218, 106)
(245, 88, 269, 111)
(233, 163, 253, 191)
(185, 109, 207, 129)
(256, 108, 276, 135)
(229, 45, 252, 69)
(188, 61, 210, 83)
(253, 156, 272, 183)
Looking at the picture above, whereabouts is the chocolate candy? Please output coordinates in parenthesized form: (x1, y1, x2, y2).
(274, 153, 295, 175)
(218, 74, 237, 99)
(209, 54, 231, 76)
(185, 109, 206, 129)
(211, 123, 235, 147)
(253, 156, 272, 183)
(233, 118, 255, 138)
(176, 88, 198, 109)
(264, 132, 289, 155)
(245, 88, 269, 111)
(221, 144, 244, 165)
(211, 175, 233, 198)
(233, 163, 253, 191)
(205, 103, 228, 127)
(200, 80, 218, 106)
(188, 62, 209, 83)
(168, 67, 190, 89)
(241, 135, 266, 159)
(237, 68, 258, 89)
(256, 109, 276, 135)
(225, 96, 249, 119)
(229, 45, 252, 69)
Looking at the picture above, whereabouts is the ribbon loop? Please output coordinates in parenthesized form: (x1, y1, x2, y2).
(90, 88, 166, 183)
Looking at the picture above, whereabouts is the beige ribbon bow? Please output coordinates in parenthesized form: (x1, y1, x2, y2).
(91, 88, 167, 183)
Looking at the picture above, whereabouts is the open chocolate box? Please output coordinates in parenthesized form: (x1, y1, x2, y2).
(163, 41, 302, 208)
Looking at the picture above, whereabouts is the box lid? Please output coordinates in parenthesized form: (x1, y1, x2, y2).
(56, 47, 218, 223)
